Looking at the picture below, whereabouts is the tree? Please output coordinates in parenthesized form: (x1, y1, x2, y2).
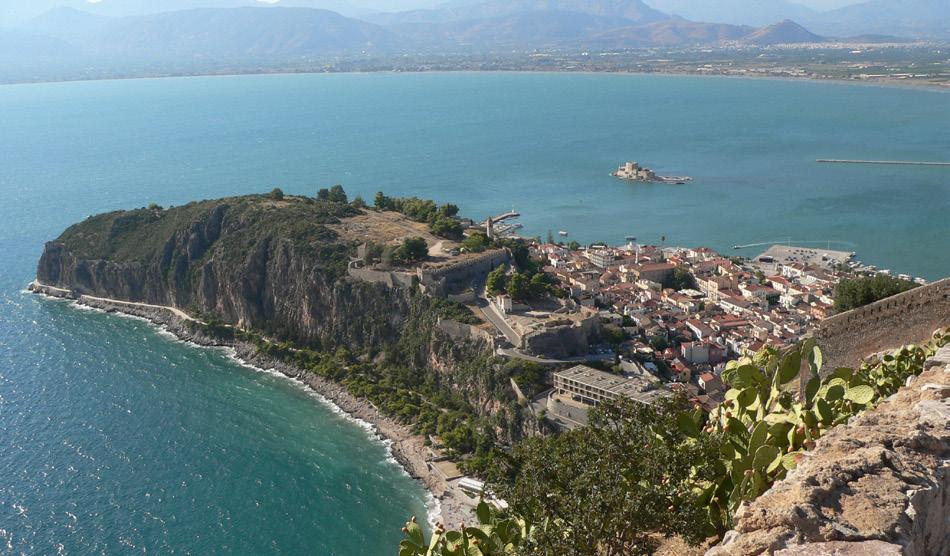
(649, 333, 669, 352)
(486, 265, 508, 296)
(834, 274, 918, 312)
(568, 240, 581, 251)
(488, 397, 719, 555)
(269, 188, 285, 201)
(317, 188, 330, 201)
(396, 237, 428, 264)
(430, 216, 463, 240)
(462, 231, 490, 253)
(351, 195, 366, 209)
(328, 184, 348, 203)
(667, 267, 696, 291)
(373, 191, 390, 210)
(508, 273, 531, 301)
(439, 203, 459, 218)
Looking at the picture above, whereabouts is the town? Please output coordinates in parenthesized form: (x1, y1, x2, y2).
(467, 231, 921, 429)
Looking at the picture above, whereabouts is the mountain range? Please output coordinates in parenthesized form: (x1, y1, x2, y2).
(2, 0, 946, 69)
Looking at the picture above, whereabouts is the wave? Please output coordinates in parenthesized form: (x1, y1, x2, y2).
(33, 290, 443, 530)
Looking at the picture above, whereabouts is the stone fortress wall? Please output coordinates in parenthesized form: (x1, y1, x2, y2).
(347, 248, 510, 298)
(435, 318, 495, 347)
(811, 278, 950, 370)
(417, 248, 510, 297)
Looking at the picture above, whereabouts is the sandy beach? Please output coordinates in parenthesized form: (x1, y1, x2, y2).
(28, 282, 477, 530)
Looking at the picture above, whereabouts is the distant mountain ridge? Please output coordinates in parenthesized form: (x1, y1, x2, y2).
(802, 0, 950, 39)
(644, 0, 816, 27)
(367, 0, 669, 26)
(14, 4, 836, 60)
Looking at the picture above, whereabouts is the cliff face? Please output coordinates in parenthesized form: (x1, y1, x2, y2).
(35, 195, 535, 444)
(37, 196, 415, 351)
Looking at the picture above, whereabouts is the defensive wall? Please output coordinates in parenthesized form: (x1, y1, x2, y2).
(435, 318, 495, 347)
(811, 278, 950, 370)
(522, 314, 598, 359)
(347, 249, 509, 298)
(418, 249, 510, 297)
(346, 261, 416, 289)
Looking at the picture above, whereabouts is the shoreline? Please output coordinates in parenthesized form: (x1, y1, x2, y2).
(2, 67, 947, 93)
(27, 282, 477, 531)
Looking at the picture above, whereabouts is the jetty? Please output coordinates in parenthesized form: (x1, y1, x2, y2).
(817, 159, 950, 166)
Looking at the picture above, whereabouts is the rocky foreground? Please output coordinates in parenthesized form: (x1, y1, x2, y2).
(708, 346, 950, 556)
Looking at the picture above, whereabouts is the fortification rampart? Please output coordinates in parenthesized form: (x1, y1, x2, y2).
(812, 278, 950, 370)
(418, 249, 510, 297)
(346, 262, 416, 289)
(436, 318, 495, 347)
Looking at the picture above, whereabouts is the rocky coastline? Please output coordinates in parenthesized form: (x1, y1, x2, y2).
(28, 281, 476, 530)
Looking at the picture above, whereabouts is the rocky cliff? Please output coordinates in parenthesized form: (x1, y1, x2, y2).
(35, 195, 531, 444)
(37, 196, 426, 351)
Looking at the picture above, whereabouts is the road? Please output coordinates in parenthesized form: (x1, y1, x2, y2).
(80, 294, 197, 322)
(475, 294, 522, 347)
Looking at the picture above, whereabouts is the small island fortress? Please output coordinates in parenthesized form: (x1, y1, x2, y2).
(612, 161, 692, 184)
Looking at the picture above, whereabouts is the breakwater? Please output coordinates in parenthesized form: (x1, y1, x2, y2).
(817, 159, 950, 166)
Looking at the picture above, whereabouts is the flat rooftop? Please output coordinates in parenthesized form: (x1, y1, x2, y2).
(555, 365, 667, 404)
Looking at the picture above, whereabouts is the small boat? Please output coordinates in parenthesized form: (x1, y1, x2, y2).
(558, 231, 569, 237)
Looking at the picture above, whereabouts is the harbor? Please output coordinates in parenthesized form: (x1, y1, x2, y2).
(611, 161, 692, 184)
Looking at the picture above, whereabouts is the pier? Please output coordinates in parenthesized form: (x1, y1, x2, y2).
(817, 159, 950, 166)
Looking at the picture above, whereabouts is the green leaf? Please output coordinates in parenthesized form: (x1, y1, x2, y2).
(804, 376, 820, 407)
(816, 398, 833, 425)
(766, 449, 784, 474)
(778, 350, 801, 385)
(405, 520, 425, 548)
(782, 451, 803, 470)
(844, 385, 875, 405)
(753, 445, 780, 472)
(732, 365, 761, 388)
(736, 387, 757, 409)
(475, 501, 493, 526)
(748, 421, 769, 455)
(824, 384, 845, 401)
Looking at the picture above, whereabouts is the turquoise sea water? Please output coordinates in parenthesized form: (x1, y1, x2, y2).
(0, 73, 948, 554)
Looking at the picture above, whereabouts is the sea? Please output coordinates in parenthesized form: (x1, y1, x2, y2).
(0, 72, 947, 554)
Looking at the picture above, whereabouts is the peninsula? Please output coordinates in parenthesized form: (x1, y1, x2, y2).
(31, 188, 950, 554)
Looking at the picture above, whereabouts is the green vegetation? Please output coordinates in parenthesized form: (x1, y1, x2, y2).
(684, 329, 949, 532)
(397, 237, 429, 264)
(373, 191, 465, 240)
(400, 502, 532, 556)
(401, 328, 950, 553)
(667, 267, 696, 291)
(489, 397, 719, 555)
(462, 231, 491, 253)
(269, 187, 285, 200)
(834, 274, 918, 312)
(56, 194, 359, 280)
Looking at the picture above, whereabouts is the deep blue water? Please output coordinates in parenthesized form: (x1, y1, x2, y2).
(0, 72, 948, 554)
